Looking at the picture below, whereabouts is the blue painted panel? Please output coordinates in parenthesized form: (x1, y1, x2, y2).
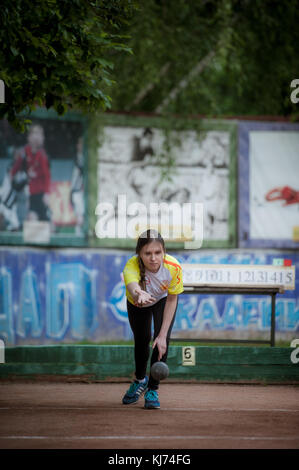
(0, 248, 298, 346)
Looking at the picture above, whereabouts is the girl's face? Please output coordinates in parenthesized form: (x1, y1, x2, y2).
(139, 241, 165, 273)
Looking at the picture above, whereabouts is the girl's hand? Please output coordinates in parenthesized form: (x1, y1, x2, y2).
(152, 335, 167, 361)
(135, 290, 155, 307)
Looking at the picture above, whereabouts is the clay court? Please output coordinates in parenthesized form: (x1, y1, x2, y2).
(0, 381, 298, 450)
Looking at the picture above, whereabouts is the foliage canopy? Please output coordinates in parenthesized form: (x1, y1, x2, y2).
(0, 0, 137, 130)
(0, 0, 298, 130)
(108, 0, 299, 118)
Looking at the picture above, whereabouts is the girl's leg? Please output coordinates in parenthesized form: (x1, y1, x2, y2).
(127, 300, 152, 380)
(148, 296, 178, 390)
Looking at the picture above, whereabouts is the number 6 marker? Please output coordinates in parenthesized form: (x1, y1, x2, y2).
(182, 346, 195, 366)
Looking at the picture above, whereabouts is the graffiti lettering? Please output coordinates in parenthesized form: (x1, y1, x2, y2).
(0, 251, 298, 345)
(17, 268, 42, 338)
(0, 263, 97, 344)
(0, 268, 14, 343)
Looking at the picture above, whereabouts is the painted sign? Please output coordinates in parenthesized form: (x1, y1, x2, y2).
(238, 121, 299, 249)
(91, 116, 237, 249)
(0, 110, 87, 245)
(0, 248, 298, 346)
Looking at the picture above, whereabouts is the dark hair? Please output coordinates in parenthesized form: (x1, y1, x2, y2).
(143, 127, 153, 137)
(136, 229, 165, 291)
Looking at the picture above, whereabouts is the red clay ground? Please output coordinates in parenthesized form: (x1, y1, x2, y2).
(0, 381, 298, 449)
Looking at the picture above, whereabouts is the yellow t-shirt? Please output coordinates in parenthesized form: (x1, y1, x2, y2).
(123, 253, 184, 305)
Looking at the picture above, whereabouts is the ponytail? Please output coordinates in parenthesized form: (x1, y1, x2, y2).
(138, 256, 146, 291)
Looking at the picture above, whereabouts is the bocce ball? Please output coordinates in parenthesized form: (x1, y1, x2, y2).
(150, 361, 169, 381)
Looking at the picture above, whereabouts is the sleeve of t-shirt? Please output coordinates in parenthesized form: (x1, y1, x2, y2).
(168, 262, 184, 295)
(123, 256, 140, 286)
(40, 151, 51, 194)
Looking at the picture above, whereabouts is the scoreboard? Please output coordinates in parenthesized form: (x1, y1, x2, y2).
(182, 264, 295, 291)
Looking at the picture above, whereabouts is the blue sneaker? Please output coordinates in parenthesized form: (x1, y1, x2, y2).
(144, 389, 160, 409)
(122, 376, 148, 405)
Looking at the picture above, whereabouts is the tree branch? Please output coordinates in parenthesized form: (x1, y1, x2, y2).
(127, 62, 171, 110)
(155, 49, 216, 113)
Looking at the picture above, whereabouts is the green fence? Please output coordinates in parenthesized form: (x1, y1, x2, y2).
(1, 345, 298, 383)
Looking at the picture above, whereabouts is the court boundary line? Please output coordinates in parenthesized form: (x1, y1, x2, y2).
(1, 406, 299, 413)
(0, 435, 298, 442)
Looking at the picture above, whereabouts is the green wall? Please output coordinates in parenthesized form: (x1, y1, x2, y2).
(1, 345, 298, 384)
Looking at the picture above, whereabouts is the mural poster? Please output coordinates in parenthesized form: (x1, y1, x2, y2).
(239, 121, 299, 248)
(0, 110, 86, 245)
(93, 116, 237, 248)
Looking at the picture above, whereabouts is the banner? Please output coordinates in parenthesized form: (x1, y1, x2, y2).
(0, 247, 298, 346)
(91, 115, 237, 249)
(238, 121, 299, 248)
(0, 109, 87, 246)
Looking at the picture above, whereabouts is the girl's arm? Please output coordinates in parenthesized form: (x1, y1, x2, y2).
(126, 282, 156, 306)
(152, 293, 178, 360)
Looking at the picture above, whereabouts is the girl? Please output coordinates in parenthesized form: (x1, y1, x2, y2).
(122, 229, 184, 409)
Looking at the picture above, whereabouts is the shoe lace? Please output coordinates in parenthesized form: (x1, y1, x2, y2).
(127, 382, 139, 394)
(127, 379, 146, 394)
(146, 390, 158, 401)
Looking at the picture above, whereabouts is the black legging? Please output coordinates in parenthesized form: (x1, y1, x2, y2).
(127, 296, 178, 390)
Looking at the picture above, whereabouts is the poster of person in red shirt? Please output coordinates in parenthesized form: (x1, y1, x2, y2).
(0, 113, 85, 245)
(11, 124, 51, 222)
